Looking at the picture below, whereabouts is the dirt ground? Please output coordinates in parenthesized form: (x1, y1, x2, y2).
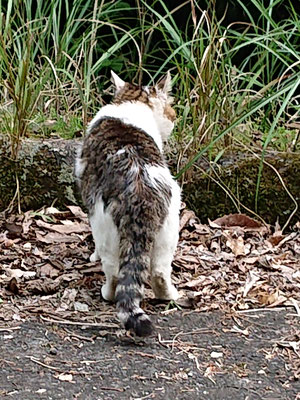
(0, 309, 299, 400)
(0, 206, 299, 399)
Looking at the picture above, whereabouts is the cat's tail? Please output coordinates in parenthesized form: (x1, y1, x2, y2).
(115, 241, 153, 337)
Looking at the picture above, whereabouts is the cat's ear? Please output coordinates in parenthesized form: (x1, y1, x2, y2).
(111, 71, 126, 92)
(156, 71, 172, 95)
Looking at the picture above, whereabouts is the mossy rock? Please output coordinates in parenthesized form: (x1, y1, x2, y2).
(183, 151, 300, 227)
(0, 136, 81, 212)
(1, 137, 299, 228)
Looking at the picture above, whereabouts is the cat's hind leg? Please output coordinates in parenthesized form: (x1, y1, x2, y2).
(89, 200, 119, 302)
(100, 252, 119, 302)
(151, 206, 179, 301)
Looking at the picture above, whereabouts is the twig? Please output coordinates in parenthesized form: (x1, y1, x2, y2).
(40, 315, 118, 328)
(63, 328, 96, 342)
(27, 356, 100, 376)
(80, 358, 116, 365)
(259, 157, 298, 232)
(0, 327, 21, 332)
(157, 333, 169, 348)
(170, 329, 215, 351)
(133, 392, 155, 400)
(174, 328, 215, 336)
(171, 331, 184, 351)
(0, 358, 16, 366)
(16, 174, 21, 214)
(99, 387, 124, 392)
(161, 308, 180, 315)
(237, 307, 289, 314)
(5, 173, 21, 214)
(27, 356, 61, 372)
(128, 350, 175, 362)
(290, 299, 300, 317)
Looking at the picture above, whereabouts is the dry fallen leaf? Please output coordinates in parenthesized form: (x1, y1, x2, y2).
(179, 209, 197, 231)
(67, 205, 88, 220)
(226, 235, 246, 257)
(268, 234, 285, 247)
(0, 204, 299, 339)
(210, 351, 223, 359)
(213, 214, 263, 229)
(56, 288, 78, 312)
(40, 263, 60, 278)
(7, 268, 36, 280)
(243, 270, 261, 297)
(74, 301, 89, 312)
(7, 278, 19, 295)
(35, 389, 47, 394)
(258, 288, 288, 307)
(36, 219, 90, 234)
(230, 325, 250, 336)
(36, 231, 82, 244)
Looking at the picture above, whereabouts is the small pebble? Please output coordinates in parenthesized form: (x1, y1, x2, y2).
(49, 347, 57, 355)
(210, 351, 223, 358)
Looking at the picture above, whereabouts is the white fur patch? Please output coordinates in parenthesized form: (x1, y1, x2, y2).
(149, 97, 174, 141)
(143, 86, 150, 95)
(88, 103, 163, 152)
(117, 307, 146, 324)
(74, 145, 86, 179)
(146, 165, 181, 201)
(146, 164, 181, 236)
(146, 164, 171, 183)
(116, 148, 126, 156)
(130, 162, 140, 174)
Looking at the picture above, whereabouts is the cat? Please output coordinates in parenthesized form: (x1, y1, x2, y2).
(75, 71, 181, 337)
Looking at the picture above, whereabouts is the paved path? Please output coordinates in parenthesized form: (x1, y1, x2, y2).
(0, 310, 299, 400)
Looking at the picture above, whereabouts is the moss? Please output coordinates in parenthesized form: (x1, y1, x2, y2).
(183, 151, 300, 227)
(1, 136, 299, 228)
(0, 136, 81, 212)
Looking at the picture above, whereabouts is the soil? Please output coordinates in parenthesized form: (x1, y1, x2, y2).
(0, 310, 299, 400)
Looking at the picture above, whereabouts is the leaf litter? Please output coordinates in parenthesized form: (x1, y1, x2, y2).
(1, 205, 299, 316)
(0, 205, 299, 385)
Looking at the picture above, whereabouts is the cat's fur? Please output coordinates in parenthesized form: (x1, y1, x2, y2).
(75, 71, 181, 336)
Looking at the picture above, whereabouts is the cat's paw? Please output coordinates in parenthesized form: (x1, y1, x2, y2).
(162, 285, 179, 301)
(90, 251, 99, 262)
(101, 284, 115, 302)
(153, 281, 179, 301)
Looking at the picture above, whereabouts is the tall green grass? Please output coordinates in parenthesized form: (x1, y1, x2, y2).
(0, 0, 140, 155)
(139, 0, 300, 166)
(0, 0, 299, 202)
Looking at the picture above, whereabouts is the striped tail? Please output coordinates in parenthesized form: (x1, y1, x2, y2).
(115, 241, 153, 337)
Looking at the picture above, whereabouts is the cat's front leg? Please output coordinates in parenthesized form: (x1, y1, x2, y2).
(101, 274, 118, 302)
(90, 250, 100, 262)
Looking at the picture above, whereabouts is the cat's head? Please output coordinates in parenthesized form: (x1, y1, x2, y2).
(111, 71, 176, 141)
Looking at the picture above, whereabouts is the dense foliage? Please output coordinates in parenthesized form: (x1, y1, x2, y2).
(0, 0, 299, 201)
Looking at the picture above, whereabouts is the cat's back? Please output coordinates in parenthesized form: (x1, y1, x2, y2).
(77, 107, 171, 214)
(83, 116, 163, 167)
